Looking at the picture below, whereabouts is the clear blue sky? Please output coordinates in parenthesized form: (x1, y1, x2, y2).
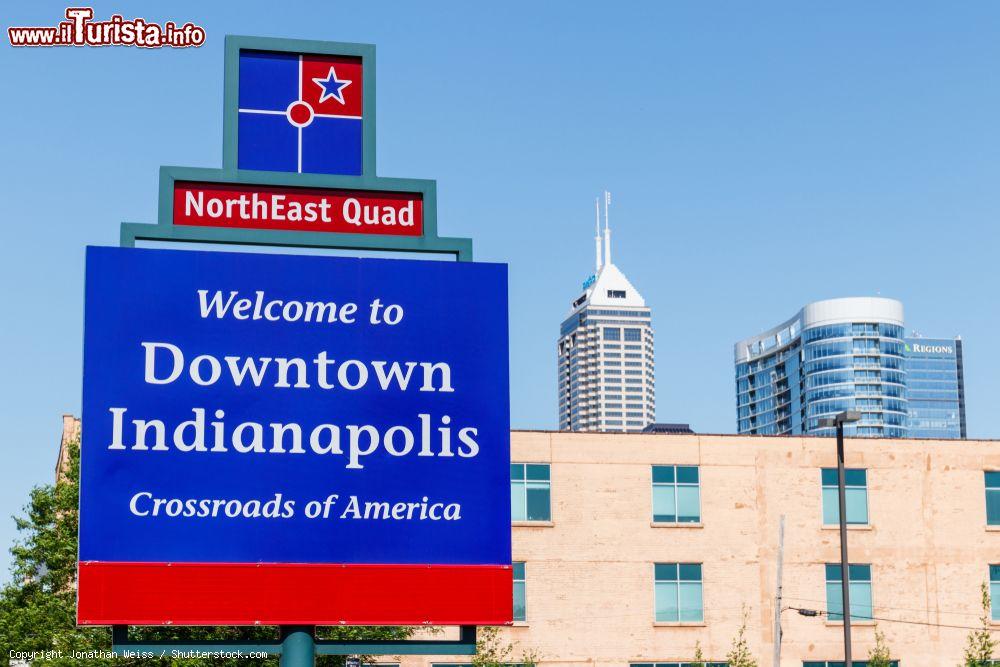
(1, 1, 998, 578)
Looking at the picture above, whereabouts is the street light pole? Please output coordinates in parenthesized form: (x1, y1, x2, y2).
(836, 418, 853, 666)
(820, 410, 861, 666)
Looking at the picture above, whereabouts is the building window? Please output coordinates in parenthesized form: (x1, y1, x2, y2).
(513, 561, 526, 622)
(825, 563, 873, 622)
(608, 289, 626, 298)
(624, 327, 642, 341)
(654, 563, 703, 622)
(604, 327, 621, 341)
(803, 662, 898, 667)
(652, 466, 700, 524)
(632, 663, 727, 667)
(991, 565, 1000, 622)
(511, 463, 550, 522)
(986, 472, 1000, 525)
(821, 468, 868, 525)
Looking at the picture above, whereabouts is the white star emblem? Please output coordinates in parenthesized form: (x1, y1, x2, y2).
(312, 67, 353, 105)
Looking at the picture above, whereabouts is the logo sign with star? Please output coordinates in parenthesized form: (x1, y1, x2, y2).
(238, 50, 364, 175)
(120, 35, 473, 259)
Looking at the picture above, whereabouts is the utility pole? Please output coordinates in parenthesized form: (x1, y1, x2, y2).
(820, 411, 861, 666)
(772, 514, 785, 667)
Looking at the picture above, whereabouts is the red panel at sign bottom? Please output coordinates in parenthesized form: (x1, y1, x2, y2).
(77, 562, 513, 626)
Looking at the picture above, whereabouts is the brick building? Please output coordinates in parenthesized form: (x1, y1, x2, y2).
(60, 421, 1000, 665)
(55, 414, 80, 482)
(406, 430, 1000, 667)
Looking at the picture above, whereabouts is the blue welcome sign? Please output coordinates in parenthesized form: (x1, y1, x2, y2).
(78, 246, 512, 626)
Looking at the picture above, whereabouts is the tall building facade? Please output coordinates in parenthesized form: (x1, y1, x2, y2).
(904, 337, 967, 438)
(734, 297, 908, 438)
(557, 196, 655, 432)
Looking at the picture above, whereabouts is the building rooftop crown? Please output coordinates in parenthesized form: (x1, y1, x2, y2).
(568, 192, 647, 314)
(734, 296, 905, 363)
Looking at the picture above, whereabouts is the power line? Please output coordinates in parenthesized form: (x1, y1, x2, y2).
(785, 606, 998, 632)
(782, 595, 988, 618)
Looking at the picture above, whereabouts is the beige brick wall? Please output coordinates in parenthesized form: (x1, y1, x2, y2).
(56, 414, 81, 483)
(400, 430, 1000, 667)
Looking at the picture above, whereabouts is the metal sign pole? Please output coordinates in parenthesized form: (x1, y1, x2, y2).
(279, 626, 316, 667)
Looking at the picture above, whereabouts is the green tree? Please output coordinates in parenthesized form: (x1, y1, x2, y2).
(0, 440, 410, 667)
(0, 440, 113, 667)
(472, 626, 538, 667)
(962, 582, 996, 667)
(690, 640, 706, 667)
(726, 606, 758, 667)
(867, 626, 892, 667)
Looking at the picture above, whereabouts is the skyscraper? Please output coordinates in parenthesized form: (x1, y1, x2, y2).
(557, 194, 655, 432)
(734, 297, 909, 438)
(735, 298, 971, 440)
(904, 336, 967, 439)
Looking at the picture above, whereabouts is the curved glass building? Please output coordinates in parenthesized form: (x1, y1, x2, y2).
(734, 297, 908, 438)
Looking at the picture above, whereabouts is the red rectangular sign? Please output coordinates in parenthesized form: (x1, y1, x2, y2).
(78, 562, 512, 626)
(173, 181, 423, 236)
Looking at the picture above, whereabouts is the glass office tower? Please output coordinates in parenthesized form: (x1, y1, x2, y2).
(904, 337, 966, 439)
(734, 297, 908, 438)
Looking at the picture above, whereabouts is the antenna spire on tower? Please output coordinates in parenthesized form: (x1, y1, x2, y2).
(594, 197, 603, 272)
(603, 190, 612, 266)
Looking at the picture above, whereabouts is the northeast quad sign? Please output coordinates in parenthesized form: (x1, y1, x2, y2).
(76, 36, 512, 627)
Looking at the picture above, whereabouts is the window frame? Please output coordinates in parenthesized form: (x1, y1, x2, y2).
(512, 561, 526, 622)
(510, 462, 551, 523)
(653, 562, 704, 624)
(824, 562, 874, 623)
(651, 465, 701, 524)
(986, 471, 1000, 526)
(991, 564, 1000, 622)
(820, 467, 869, 526)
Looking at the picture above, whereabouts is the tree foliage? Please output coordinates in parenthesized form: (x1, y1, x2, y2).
(0, 440, 410, 667)
(867, 625, 892, 667)
(471, 626, 538, 667)
(689, 640, 706, 667)
(0, 440, 113, 666)
(725, 606, 758, 667)
(961, 582, 996, 667)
